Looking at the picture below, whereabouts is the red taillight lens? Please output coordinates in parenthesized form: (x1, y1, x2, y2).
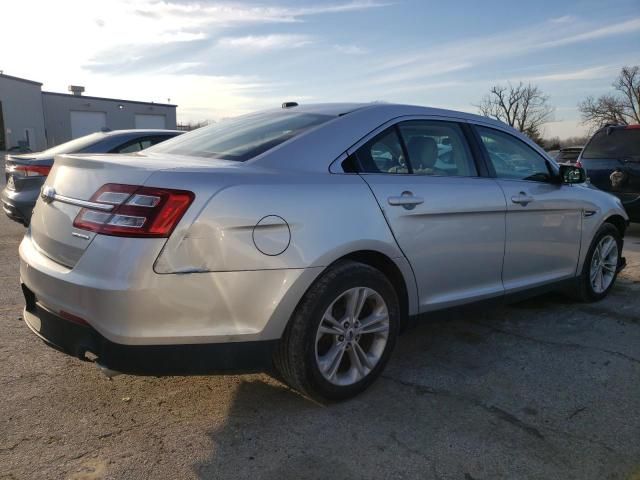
(13, 164, 52, 177)
(575, 160, 583, 168)
(624, 124, 640, 129)
(73, 183, 194, 238)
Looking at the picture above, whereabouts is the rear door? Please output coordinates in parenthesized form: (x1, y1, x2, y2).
(473, 125, 582, 292)
(352, 119, 507, 312)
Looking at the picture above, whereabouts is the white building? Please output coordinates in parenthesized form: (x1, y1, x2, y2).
(0, 73, 177, 150)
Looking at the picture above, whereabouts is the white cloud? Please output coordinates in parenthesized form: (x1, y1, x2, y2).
(538, 18, 640, 49)
(333, 44, 368, 55)
(549, 15, 574, 24)
(127, 0, 391, 27)
(218, 34, 314, 51)
(528, 65, 615, 82)
(366, 17, 640, 85)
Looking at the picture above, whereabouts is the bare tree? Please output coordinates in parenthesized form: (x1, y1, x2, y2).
(477, 82, 554, 143)
(578, 65, 640, 130)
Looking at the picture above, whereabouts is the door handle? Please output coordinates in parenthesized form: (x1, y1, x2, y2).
(511, 192, 534, 206)
(388, 191, 424, 210)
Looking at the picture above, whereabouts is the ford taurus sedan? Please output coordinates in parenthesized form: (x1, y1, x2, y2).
(19, 103, 628, 400)
(2, 129, 182, 226)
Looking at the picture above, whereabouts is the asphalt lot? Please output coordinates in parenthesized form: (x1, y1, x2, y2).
(1, 167, 639, 479)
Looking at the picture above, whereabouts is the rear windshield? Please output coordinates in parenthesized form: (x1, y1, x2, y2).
(32, 132, 106, 158)
(148, 111, 333, 161)
(582, 128, 640, 160)
(557, 148, 582, 163)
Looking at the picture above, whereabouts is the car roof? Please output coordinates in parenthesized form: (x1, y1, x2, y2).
(278, 102, 507, 128)
(103, 129, 183, 136)
(251, 102, 550, 172)
(276, 103, 370, 116)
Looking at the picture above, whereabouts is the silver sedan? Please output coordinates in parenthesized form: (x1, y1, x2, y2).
(19, 103, 629, 400)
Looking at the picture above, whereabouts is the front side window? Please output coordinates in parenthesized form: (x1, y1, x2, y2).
(398, 121, 477, 177)
(476, 126, 551, 182)
(355, 128, 408, 174)
(147, 112, 332, 162)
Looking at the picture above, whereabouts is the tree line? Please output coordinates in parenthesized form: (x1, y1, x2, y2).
(476, 65, 640, 147)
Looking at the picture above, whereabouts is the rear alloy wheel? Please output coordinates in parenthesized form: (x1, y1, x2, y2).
(274, 261, 399, 401)
(315, 287, 390, 386)
(573, 223, 622, 302)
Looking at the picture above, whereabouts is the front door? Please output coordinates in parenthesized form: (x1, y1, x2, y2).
(474, 125, 582, 292)
(352, 120, 507, 312)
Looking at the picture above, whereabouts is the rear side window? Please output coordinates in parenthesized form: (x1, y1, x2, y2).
(115, 141, 144, 154)
(582, 128, 640, 161)
(476, 126, 552, 182)
(148, 112, 332, 161)
(398, 121, 477, 176)
(355, 128, 408, 174)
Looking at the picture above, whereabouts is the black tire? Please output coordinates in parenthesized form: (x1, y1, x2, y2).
(273, 260, 400, 401)
(572, 222, 622, 302)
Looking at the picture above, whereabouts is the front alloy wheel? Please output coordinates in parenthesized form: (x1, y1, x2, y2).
(589, 234, 618, 294)
(573, 222, 622, 302)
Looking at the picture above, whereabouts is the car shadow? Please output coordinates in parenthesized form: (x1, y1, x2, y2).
(191, 286, 639, 480)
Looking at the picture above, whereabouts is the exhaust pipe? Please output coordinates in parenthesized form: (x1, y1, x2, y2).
(79, 348, 122, 379)
(97, 363, 122, 379)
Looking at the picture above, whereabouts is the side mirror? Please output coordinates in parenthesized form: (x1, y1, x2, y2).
(559, 164, 586, 184)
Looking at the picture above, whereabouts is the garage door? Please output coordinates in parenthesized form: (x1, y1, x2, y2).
(70, 111, 107, 139)
(135, 114, 166, 129)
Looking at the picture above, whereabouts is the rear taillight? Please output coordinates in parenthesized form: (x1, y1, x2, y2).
(575, 160, 583, 168)
(73, 183, 194, 238)
(13, 165, 52, 177)
(624, 124, 640, 130)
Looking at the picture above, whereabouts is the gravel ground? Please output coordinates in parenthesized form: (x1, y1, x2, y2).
(1, 168, 639, 479)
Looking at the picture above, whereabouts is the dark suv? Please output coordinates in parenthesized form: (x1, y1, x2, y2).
(578, 124, 640, 222)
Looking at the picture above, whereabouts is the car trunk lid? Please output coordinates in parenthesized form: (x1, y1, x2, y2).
(29, 152, 204, 267)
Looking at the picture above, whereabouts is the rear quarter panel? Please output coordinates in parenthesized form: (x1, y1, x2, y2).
(150, 169, 406, 272)
(149, 167, 419, 318)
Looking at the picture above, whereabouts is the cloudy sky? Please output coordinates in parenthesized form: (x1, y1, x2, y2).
(2, 0, 639, 137)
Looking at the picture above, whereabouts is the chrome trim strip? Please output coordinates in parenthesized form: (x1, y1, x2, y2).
(50, 192, 114, 211)
(71, 232, 91, 240)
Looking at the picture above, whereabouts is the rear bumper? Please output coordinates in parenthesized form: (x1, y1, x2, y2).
(22, 284, 278, 375)
(19, 230, 322, 346)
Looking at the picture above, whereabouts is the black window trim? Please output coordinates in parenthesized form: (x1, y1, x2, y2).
(337, 117, 491, 178)
(351, 126, 412, 175)
(394, 124, 414, 174)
